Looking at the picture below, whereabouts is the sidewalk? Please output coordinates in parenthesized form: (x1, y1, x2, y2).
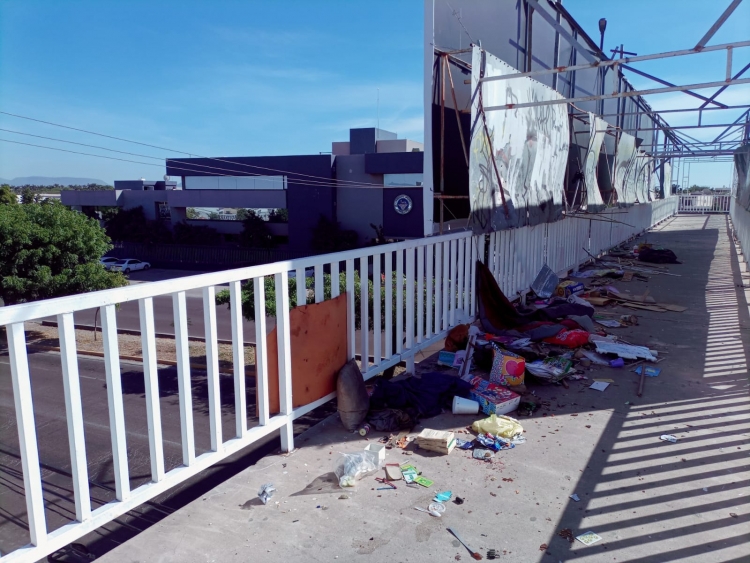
(97, 215, 750, 563)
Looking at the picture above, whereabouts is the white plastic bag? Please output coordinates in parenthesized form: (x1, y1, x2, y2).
(334, 452, 379, 487)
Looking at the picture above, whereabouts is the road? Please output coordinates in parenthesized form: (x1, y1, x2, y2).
(0, 349, 335, 559)
(42, 268, 274, 343)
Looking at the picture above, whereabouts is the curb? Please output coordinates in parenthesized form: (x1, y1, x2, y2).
(26, 344, 239, 375)
(37, 320, 253, 347)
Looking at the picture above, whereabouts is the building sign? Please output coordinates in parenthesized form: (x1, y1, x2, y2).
(394, 194, 413, 215)
(157, 202, 171, 220)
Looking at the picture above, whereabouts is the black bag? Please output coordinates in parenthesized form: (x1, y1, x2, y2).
(638, 248, 680, 264)
(336, 360, 370, 431)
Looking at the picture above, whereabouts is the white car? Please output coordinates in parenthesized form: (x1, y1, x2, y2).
(99, 257, 119, 270)
(111, 258, 151, 274)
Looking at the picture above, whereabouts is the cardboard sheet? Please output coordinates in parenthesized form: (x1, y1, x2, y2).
(264, 293, 348, 414)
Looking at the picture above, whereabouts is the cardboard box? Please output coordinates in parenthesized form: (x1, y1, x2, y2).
(469, 377, 521, 416)
(556, 281, 585, 298)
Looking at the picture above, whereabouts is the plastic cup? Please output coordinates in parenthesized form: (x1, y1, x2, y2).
(452, 396, 480, 415)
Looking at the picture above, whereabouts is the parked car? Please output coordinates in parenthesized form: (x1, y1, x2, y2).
(99, 257, 119, 270)
(110, 258, 150, 274)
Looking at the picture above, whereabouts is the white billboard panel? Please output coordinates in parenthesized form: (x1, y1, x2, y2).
(468, 46, 569, 232)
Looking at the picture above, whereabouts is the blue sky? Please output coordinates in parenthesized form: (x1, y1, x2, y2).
(0, 0, 747, 187)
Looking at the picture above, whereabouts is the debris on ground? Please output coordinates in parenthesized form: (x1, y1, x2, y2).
(660, 434, 678, 443)
(558, 528, 575, 543)
(576, 531, 603, 546)
(258, 483, 276, 505)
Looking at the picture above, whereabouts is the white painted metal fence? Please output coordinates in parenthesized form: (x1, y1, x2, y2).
(0, 197, 676, 562)
(730, 198, 750, 262)
(678, 193, 731, 214)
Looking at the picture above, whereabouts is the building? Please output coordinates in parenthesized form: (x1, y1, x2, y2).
(61, 127, 424, 250)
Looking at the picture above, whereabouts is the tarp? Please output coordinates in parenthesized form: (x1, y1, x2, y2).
(468, 46, 569, 231)
(735, 145, 750, 210)
(663, 162, 672, 196)
(584, 113, 607, 211)
(614, 132, 637, 204)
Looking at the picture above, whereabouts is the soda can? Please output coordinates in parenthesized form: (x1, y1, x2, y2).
(358, 424, 371, 437)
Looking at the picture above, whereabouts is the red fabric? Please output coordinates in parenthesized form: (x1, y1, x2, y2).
(543, 329, 590, 348)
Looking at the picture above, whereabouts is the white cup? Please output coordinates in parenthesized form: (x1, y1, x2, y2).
(452, 396, 480, 415)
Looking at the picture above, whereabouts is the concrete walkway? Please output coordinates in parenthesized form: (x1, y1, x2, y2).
(97, 215, 750, 563)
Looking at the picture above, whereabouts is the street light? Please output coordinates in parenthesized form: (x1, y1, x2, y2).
(598, 18, 607, 52)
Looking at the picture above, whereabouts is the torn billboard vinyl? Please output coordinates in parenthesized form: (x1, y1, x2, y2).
(614, 132, 637, 205)
(469, 46, 569, 232)
(734, 145, 750, 210)
(584, 113, 607, 212)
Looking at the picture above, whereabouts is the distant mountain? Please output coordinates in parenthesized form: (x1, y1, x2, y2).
(4, 176, 109, 187)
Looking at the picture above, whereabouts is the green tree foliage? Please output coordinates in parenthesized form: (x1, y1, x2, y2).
(216, 269, 435, 334)
(0, 201, 127, 305)
(268, 208, 289, 223)
(186, 207, 201, 219)
(104, 206, 173, 243)
(21, 188, 38, 204)
(172, 221, 223, 245)
(0, 185, 18, 205)
(311, 215, 358, 253)
(238, 210, 275, 248)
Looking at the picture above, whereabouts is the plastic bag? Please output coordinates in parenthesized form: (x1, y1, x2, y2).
(257, 483, 276, 505)
(543, 329, 590, 348)
(472, 414, 524, 439)
(334, 452, 379, 487)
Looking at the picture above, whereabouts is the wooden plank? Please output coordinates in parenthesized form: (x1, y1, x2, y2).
(263, 294, 348, 414)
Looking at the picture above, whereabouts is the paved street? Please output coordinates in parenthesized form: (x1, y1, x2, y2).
(0, 350, 259, 556)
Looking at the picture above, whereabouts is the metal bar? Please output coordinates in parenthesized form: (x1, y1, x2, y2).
(619, 63, 727, 107)
(100, 304, 130, 501)
(7, 322, 48, 545)
(314, 264, 324, 303)
(373, 254, 382, 360)
(405, 248, 415, 353)
(713, 108, 750, 142)
(416, 245, 424, 344)
(396, 249, 404, 353)
(385, 252, 393, 358)
(525, 0, 598, 64)
(346, 259, 355, 360)
(702, 62, 750, 108)
(445, 55, 469, 167)
(229, 281, 246, 439)
(480, 40, 750, 83)
(726, 46, 734, 80)
(330, 261, 340, 298)
(139, 297, 165, 482)
(172, 291, 195, 465)
(442, 242, 450, 330)
(58, 312, 92, 523)
(571, 103, 750, 119)
(440, 54, 445, 195)
(295, 267, 305, 307)
(202, 286, 222, 453)
(425, 244, 433, 339)
(695, 0, 743, 50)
(274, 271, 294, 452)
(254, 277, 270, 426)
(484, 77, 750, 111)
(360, 256, 369, 371)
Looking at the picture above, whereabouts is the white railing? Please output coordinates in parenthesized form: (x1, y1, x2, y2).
(678, 193, 731, 214)
(0, 197, 677, 562)
(730, 198, 750, 260)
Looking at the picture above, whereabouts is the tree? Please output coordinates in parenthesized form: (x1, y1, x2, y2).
(311, 215, 358, 253)
(0, 201, 127, 305)
(238, 210, 275, 248)
(268, 208, 289, 223)
(104, 206, 172, 243)
(0, 185, 17, 205)
(186, 207, 201, 219)
(21, 188, 38, 204)
(172, 221, 223, 245)
(207, 211, 221, 220)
